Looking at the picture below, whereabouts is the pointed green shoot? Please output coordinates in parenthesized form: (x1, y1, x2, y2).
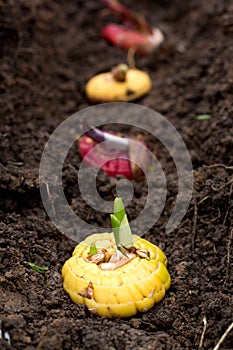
(118, 214, 133, 248)
(110, 214, 121, 248)
(111, 197, 133, 249)
(114, 197, 126, 222)
(90, 242, 98, 256)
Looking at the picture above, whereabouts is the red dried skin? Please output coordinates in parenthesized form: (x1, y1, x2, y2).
(78, 135, 134, 179)
(101, 23, 157, 56)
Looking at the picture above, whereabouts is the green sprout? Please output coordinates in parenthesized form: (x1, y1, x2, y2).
(110, 197, 133, 249)
(24, 261, 49, 274)
(90, 242, 98, 256)
(196, 114, 212, 121)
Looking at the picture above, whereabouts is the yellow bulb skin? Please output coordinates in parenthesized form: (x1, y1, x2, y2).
(62, 233, 170, 318)
(85, 69, 152, 103)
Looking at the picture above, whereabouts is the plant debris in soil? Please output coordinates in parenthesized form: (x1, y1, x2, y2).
(0, 0, 233, 349)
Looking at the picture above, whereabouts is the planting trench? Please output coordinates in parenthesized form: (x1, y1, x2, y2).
(0, 0, 232, 349)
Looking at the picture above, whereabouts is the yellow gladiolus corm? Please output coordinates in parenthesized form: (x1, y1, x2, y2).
(85, 63, 152, 103)
(62, 198, 170, 318)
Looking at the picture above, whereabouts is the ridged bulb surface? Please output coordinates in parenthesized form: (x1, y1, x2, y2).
(62, 233, 170, 318)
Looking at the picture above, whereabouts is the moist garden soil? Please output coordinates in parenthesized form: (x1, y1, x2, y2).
(0, 0, 233, 349)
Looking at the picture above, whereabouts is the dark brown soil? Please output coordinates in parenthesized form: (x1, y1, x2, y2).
(0, 0, 233, 349)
